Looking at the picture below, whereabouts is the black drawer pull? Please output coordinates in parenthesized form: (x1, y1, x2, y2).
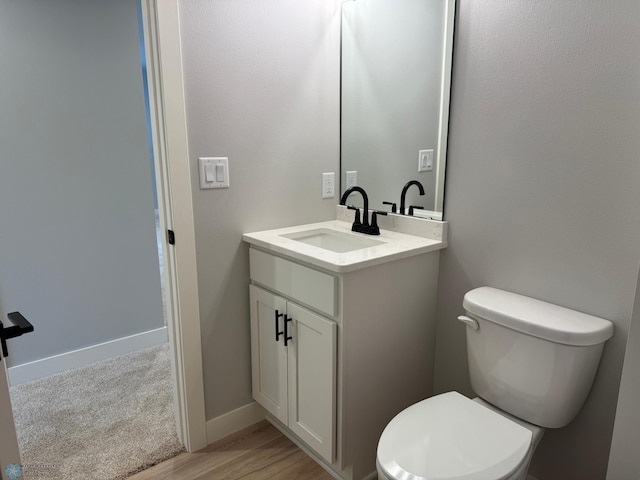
(275, 310, 284, 342)
(284, 314, 293, 347)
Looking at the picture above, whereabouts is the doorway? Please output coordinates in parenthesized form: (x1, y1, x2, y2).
(0, 0, 165, 372)
(0, 0, 206, 475)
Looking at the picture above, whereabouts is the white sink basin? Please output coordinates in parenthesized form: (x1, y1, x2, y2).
(243, 219, 446, 273)
(280, 228, 385, 253)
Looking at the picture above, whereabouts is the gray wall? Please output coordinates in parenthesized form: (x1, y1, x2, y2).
(0, 0, 163, 366)
(607, 266, 640, 479)
(177, 1, 640, 475)
(178, 0, 340, 419)
(434, 1, 640, 479)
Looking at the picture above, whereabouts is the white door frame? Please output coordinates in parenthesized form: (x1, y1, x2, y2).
(0, 359, 20, 480)
(141, 0, 207, 452)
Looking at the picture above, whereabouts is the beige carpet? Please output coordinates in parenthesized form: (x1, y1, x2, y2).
(9, 343, 184, 479)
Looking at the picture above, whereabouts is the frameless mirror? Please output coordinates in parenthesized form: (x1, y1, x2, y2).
(340, 0, 455, 220)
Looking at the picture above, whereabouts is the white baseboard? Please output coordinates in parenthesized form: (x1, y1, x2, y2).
(206, 402, 266, 445)
(8, 327, 168, 386)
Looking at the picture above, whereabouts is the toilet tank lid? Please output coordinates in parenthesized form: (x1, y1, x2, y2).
(463, 287, 614, 346)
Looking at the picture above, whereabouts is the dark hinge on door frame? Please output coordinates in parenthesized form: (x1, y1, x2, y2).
(167, 229, 175, 245)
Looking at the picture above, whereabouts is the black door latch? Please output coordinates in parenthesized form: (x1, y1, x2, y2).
(1, 311, 35, 358)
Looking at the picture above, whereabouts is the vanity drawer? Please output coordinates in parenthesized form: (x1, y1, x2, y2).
(249, 248, 337, 317)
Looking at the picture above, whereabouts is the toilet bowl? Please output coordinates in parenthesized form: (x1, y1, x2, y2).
(375, 287, 613, 480)
(377, 392, 544, 480)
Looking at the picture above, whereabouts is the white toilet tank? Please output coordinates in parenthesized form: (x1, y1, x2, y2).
(461, 287, 614, 429)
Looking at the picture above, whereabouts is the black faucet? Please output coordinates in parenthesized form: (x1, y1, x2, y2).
(340, 186, 370, 233)
(400, 180, 425, 215)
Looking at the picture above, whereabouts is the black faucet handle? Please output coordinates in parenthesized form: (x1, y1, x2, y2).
(367, 210, 388, 236)
(347, 205, 362, 227)
(382, 201, 397, 213)
(408, 205, 424, 216)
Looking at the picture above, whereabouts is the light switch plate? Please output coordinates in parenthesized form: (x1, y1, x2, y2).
(418, 149, 434, 172)
(199, 157, 229, 189)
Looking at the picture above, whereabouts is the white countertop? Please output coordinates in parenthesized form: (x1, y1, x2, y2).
(242, 219, 446, 273)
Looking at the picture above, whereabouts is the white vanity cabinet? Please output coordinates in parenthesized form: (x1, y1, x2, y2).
(249, 284, 336, 462)
(246, 236, 443, 480)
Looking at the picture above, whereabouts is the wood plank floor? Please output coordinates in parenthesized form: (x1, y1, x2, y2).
(128, 420, 335, 480)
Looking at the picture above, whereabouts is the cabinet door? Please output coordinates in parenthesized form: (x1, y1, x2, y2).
(286, 302, 337, 463)
(249, 285, 288, 424)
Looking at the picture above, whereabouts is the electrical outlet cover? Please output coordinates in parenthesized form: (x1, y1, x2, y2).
(346, 171, 357, 188)
(322, 172, 335, 198)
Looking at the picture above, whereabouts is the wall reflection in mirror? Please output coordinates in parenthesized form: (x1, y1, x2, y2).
(340, 0, 455, 220)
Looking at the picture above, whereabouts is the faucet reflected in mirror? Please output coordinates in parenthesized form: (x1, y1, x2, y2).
(399, 180, 425, 215)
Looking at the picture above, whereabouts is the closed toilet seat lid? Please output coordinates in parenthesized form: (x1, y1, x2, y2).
(377, 392, 532, 480)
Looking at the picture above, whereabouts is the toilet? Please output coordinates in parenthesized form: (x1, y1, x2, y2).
(376, 286, 614, 480)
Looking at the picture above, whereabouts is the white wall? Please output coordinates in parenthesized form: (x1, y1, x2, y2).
(178, 0, 340, 419)
(607, 266, 640, 479)
(0, 0, 164, 366)
(434, 1, 640, 479)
